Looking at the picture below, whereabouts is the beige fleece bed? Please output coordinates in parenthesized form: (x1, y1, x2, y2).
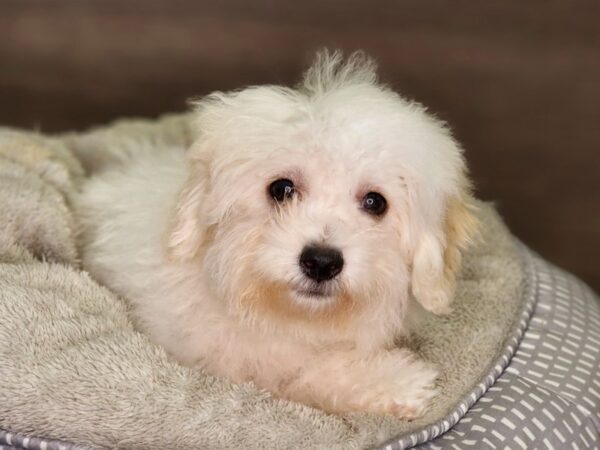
(0, 113, 535, 449)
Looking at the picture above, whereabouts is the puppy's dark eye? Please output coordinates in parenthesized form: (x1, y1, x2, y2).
(362, 192, 387, 216)
(269, 178, 295, 202)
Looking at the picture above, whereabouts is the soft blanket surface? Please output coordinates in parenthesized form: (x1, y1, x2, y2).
(0, 115, 524, 449)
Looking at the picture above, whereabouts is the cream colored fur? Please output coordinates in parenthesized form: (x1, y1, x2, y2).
(76, 51, 479, 418)
(0, 113, 528, 450)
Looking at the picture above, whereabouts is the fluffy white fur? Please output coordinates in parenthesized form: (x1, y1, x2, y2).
(76, 51, 479, 418)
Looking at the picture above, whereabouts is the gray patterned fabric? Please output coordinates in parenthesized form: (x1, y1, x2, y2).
(382, 249, 600, 450)
(1, 246, 598, 449)
(0, 430, 95, 450)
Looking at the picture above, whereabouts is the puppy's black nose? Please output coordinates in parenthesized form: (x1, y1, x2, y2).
(299, 245, 344, 282)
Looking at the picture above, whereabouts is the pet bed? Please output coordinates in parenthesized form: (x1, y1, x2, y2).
(0, 114, 598, 450)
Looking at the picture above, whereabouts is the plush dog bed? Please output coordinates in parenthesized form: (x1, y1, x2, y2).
(0, 115, 598, 450)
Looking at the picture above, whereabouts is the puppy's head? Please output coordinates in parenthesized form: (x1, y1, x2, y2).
(167, 51, 479, 330)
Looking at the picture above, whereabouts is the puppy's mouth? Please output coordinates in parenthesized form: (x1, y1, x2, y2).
(292, 282, 337, 300)
(294, 287, 329, 298)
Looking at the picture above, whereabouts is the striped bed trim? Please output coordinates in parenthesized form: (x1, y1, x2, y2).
(3, 243, 599, 450)
(0, 430, 98, 450)
(376, 242, 538, 450)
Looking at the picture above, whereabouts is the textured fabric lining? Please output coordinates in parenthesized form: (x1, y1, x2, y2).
(5, 249, 598, 450)
(3, 115, 592, 449)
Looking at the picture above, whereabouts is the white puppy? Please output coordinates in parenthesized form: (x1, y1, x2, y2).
(76, 51, 479, 418)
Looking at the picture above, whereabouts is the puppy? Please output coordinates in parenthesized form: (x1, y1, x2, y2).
(76, 51, 479, 419)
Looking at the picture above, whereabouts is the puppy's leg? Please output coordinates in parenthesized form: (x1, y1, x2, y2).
(186, 322, 436, 418)
(280, 348, 438, 419)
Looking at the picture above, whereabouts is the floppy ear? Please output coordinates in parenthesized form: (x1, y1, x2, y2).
(165, 157, 210, 262)
(411, 188, 480, 315)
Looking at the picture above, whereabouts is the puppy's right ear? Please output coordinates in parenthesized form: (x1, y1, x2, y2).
(166, 156, 209, 262)
(167, 91, 234, 260)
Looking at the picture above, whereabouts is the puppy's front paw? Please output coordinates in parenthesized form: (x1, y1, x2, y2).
(354, 351, 438, 419)
(388, 372, 438, 420)
(281, 349, 438, 419)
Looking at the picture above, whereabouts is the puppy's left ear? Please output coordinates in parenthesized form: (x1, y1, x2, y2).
(411, 187, 480, 315)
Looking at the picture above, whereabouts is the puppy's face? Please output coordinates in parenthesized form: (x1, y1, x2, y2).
(203, 138, 412, 321)
(167, 53, 479, 333)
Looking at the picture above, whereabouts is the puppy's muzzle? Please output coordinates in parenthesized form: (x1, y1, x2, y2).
(299, 245, 344, 282)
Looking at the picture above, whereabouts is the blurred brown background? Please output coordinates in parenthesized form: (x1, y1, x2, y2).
(1, 0, 599, 291)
